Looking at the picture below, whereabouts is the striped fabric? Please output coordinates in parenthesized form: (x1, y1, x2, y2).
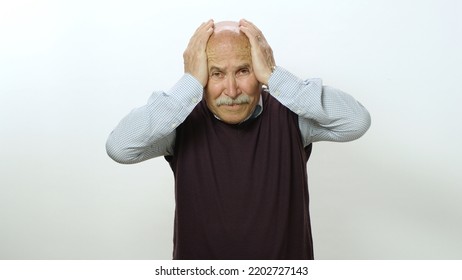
(106, 66, 371, 164)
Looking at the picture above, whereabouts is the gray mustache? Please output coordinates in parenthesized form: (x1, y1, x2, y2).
(215, 94, 251, 106)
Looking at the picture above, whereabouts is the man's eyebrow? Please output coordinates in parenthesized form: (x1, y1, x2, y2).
(209, 66, 223, 72)
(209, 64, 251, 72)
(237, 63, 251, 69)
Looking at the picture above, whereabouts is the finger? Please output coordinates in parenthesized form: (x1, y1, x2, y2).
(240, 27, 267, 48)
(202, 19, 214, 33)
(239, 19, 262, 36)
(239, 20, 267, 45)
(188, 20, 214, 48)
(239, 25, 258, 43)
(191, 19, 214, 42)
(240, 18, 256, 29)
(195, 19, 214, 32)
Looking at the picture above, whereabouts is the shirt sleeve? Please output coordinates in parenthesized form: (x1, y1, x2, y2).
(267, 66, 371, 146)
(106, 74, 203, 164)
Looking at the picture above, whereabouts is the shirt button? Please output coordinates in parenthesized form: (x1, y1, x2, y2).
(171, 123, 177, 128)
(296, 109, 301, 114)
(191, 97, 198, 103)
(274, 90, 280, 96)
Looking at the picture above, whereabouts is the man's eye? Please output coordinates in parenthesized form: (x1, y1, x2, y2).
(236, 68, 250, 77)
(211, 72, 224, 79)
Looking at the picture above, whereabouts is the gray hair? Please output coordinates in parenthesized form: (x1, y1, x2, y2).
(215, 94, 251, 106)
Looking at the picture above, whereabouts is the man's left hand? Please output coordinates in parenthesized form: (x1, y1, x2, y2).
(239, 19, 276, 85)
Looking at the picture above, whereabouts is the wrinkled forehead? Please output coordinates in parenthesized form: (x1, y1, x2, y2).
(206, 21, 250, 61)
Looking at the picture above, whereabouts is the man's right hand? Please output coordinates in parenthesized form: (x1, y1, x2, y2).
(183, 19, 214, 87)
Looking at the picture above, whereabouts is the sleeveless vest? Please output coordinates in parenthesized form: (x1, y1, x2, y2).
(165, 90, 313, 259)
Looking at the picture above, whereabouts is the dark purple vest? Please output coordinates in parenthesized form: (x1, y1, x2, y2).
(165, 90, 313, 259)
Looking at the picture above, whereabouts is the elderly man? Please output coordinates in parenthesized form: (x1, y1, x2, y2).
(106, 19, 371, 259)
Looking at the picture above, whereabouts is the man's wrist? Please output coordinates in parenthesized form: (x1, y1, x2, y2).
(262, 65, 277, 86)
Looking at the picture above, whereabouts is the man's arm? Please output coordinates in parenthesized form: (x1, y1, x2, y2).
(106, 75, 203, 164)
(239, 19, 370, 146)
(268, 67, 371, 146)
(106, 20, 214, 164)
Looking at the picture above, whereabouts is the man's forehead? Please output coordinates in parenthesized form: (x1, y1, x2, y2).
(207, 46, 251, 65)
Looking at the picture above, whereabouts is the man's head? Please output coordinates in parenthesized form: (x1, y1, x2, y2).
(204, 21, 261, 124)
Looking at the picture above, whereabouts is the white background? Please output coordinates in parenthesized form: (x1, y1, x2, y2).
(1, 0, 461, 259)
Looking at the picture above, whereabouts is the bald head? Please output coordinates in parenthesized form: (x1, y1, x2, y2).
(213, 21, 240, 33)
(206, 21, 250, 62)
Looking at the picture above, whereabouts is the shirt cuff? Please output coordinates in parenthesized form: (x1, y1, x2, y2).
(267, 66, 323, 115)
(167, 73, 204, 109)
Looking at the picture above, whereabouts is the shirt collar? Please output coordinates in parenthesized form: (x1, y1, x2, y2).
(247, 94, 263, 120)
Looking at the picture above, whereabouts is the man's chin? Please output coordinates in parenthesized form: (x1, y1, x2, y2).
(218, 111, 248, 124)
(207, 102, 255, 124)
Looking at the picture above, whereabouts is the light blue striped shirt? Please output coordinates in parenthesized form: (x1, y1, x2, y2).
(106, 66, 371, 164)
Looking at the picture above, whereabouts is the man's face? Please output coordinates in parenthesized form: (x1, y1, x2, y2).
(204, 31, 261, 124)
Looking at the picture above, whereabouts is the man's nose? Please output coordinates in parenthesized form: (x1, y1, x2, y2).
(225, 76, 240, 98)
